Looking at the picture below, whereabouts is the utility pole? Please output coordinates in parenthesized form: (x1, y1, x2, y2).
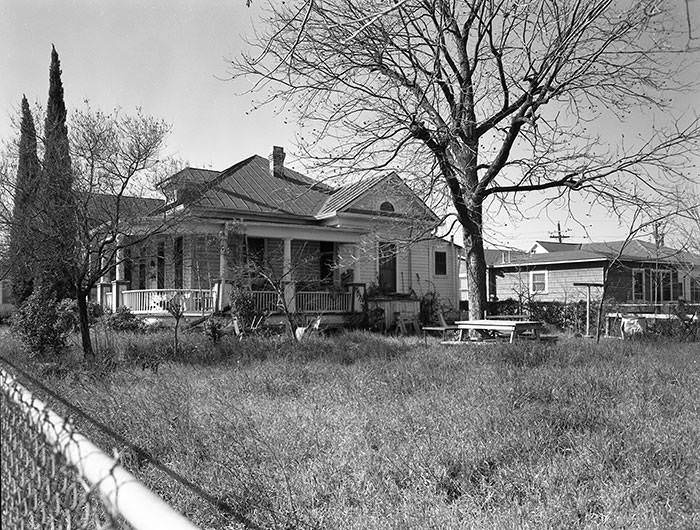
(549, 222, 571, 244)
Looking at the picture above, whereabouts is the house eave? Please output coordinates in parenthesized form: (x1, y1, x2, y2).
(491, 257, 609, 268)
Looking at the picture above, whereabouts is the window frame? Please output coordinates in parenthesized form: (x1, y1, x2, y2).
(434, 250, 447, 276)
(632, 268, 646, 302)
(379, 201, 395, 213)
(529, 270, 548, 294)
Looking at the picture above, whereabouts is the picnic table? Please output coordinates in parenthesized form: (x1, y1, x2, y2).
(445, 319, 544, 344)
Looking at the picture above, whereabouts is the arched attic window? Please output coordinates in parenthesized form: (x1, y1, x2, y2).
(379, 201, 395, 213)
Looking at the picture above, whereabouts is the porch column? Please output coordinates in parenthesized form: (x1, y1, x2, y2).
(283, 238, 296, 312)
(96, 255, 110, 307)
(214, 224, 229, 311)
(111, 235, 129, 312)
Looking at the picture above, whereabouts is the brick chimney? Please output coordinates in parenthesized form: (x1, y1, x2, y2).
(269, 146, 285, 179)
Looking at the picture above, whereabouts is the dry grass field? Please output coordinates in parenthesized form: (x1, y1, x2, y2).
(2, 331, 698, 529)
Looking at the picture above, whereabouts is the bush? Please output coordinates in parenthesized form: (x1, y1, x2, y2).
(103, 306, 145, 332)
(0, 305, 15, 325)
(490, 299, 597, 333)
(10, 287, 68, 356)
(229, 286, 257, 329)
(55, 298, 104, 333)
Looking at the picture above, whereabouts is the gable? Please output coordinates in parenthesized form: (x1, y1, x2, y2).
(320, 173, 437, 221)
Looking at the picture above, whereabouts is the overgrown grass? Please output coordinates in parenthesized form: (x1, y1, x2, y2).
(1, 330, 698, 529)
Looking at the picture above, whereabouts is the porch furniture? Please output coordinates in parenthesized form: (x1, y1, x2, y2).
(448, 319, 544, 344)
(368, 297, 421, 330)
(395, 313, 421, 335)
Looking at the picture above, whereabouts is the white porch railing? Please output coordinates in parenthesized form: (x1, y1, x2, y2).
(122, 289, 214, 315)
(252, 291, 280, 312)
(296, 291, 352, 313)
(118, 289, 356, 315)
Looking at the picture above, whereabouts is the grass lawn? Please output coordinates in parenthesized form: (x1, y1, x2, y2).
(2, 331, 698, 529)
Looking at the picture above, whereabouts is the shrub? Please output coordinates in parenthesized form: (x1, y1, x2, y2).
(10, 287, 68, 356)
(229, 286, 257, 329)
(55, 298, 103, 333)
(0, 305, 15, 325)
(103, 306, 144, 332)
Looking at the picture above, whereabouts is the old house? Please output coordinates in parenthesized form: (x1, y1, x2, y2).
(97, 147, 460, 324)
(490, 239, 700, 305)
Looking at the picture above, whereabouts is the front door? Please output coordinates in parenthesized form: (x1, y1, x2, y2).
(378, 242, 397, 293)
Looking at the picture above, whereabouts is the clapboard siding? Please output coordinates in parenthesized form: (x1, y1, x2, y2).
(495, 263, 605, 302)
(334, 230, 459, 307)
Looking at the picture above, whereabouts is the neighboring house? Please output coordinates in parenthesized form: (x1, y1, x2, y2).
(97, 146, 460, 321)
(459, 248, 529, 303)
(490, 239, 700, 304)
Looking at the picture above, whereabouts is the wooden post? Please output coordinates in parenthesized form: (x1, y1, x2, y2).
(283, 238, 296, 312)
(574, 282, 603, 338)
(585, 285, 591, 337)
(111, 235, 129, 312)
(215, 225, 229, 311)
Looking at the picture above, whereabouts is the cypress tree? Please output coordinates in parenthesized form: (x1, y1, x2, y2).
(40, 45, 76, 299)
(9, 96, 41, 304)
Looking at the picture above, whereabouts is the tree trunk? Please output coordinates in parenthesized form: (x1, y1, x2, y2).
(76, 289, 95, 362)
(462, 201, 487, 320)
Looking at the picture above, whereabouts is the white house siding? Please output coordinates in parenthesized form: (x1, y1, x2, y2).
(494, 264, 605, 302)
(341, 233, 458, 309)
(347, 175, 429, 216)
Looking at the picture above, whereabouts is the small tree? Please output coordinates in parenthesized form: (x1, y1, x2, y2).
(8, 96, 41, 304)
(39, 45, 76, 300)
(153, 292, 187, 357)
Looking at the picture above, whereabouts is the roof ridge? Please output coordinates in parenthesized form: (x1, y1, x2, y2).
(317, 173, 390, 216)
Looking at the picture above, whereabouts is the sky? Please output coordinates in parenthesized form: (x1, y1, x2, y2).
(1, 0, 699, 250)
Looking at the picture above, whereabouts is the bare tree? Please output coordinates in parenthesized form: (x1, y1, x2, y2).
(1, 104, 177, 361)
(233, 0, 700, 319)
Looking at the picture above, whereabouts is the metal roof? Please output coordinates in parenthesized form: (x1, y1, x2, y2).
(316, 174, 387, 217)
(532, 240, 582, 252)
(493, 240, 700, 268)
(185, 156, 333, 218)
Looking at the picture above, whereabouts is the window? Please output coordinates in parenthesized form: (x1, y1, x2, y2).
(379, 201, 395, 213)
(320, 241, 335, 284)
(630, 268, 680, 302)
(247, 237, 265, 267)
(530, 271, 547, 293)
(156, 241, 165, 289)
(174, 237, 183, 289)
(632, 269, 646, 301)
(434, 251, 447, 276)
(124, 247, 132, 284)
(691, 277, 700, 302)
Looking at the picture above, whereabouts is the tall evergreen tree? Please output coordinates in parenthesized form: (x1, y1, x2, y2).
(9, 96, 41, 304)
(40, 45, 76, 299)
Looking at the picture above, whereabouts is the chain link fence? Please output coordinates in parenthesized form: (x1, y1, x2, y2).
(0, 368, 199, 530)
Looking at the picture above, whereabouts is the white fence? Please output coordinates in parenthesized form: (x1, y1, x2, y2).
(122, 289, 214, 315)
(0, 367, 199, 529)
